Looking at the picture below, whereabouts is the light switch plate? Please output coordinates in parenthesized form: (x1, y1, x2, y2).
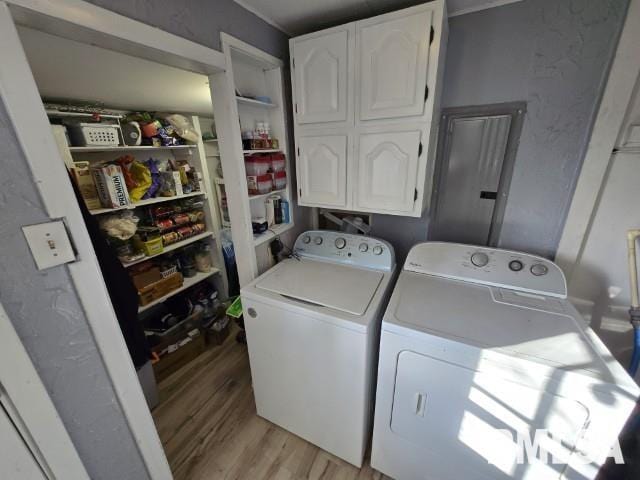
(22, 221, 76, 270)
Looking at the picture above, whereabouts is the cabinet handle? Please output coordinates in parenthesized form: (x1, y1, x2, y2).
(418, 142, 423, 156)
(424, 84, 429, 102)
(480, 191, 497, 200)
(414, 392, 427, 417)
(430, 26, 435, 45)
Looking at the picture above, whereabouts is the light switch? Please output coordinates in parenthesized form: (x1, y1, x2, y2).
(22, 221, 76, 270)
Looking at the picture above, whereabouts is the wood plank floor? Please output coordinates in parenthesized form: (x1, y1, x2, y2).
(152, 332, 392, 480)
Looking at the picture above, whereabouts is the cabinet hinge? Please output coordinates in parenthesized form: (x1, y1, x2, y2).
(295, 103, 298, 114)
(418, 142, 423, 156)
(414, 189, 418, 202)
(299, 188, 302, 198)
(424, 84, 429, 102)
(430, 26, 435, 45)
(292, 58, 295, 68)
(297, 147, 300, 156)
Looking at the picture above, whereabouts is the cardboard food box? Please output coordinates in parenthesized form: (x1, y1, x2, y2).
(137, 272, 184, 306)
(91, 164, 130, 208)
(70, 161, 101, 210)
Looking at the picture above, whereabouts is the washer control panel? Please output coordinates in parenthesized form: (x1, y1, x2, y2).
(294, 230, 395, 271)
(404, 242, 567, 298)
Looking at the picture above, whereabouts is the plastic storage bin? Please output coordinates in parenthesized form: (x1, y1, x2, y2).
(272, 171, 287, 190)
(247, 174, 273, 195)
(68, 123, 120, 146)
(245, 155, 270, 176)
(270, 153, 286, 172)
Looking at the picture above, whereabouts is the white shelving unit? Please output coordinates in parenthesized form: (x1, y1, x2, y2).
(53, 110, 228, 311)
(215, 33, 296, 281)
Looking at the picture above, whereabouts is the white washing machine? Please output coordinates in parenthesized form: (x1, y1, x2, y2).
(371, 242, 639, 480)
(241, 230, 396, 467)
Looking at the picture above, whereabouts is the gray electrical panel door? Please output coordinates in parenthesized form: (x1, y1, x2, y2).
(430, 114, 511, 245)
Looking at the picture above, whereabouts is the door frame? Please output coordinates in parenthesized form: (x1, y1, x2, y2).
(0, 301, 89, 479)
(428, 101, 526, 246)
(0, 1, 229, 478)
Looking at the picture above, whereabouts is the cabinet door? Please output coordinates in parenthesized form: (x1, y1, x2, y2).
(358, 9, 433, 120)
(292, 28, 350, 124)
(355, 130, 421, 213)
(297, 135, 348, 207)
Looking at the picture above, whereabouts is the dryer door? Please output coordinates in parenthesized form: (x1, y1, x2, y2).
(391, 351, 590, 479)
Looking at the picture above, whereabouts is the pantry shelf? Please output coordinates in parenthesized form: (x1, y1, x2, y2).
(253, 223, 294, 247)
(89, 191, 205, 215)
(138, 269, 219, 313)
(122, 231, 214, 268)
(203, 138, 218, 143)
(243, 149, 282, 154)
(69, 145, 197, 153)
(249, 188, 286, 201)
(236, 96, 277, 108)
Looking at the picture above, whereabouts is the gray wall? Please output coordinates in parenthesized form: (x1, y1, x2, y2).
(85, 0, 289, 59)
(1, 1, 289, 478)
(371, 0, 629, 262)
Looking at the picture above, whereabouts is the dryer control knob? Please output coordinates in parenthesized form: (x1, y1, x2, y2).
(335, 238, 346, 249)
(531, 263, 548, 276)
(471, 252, 489, 267)
(302, 235, 311, 244)
(359, 243, 369, 253)
(373, 245, 384, 256)
(314, 236, 323, 245)
(509, 260, 524, 272)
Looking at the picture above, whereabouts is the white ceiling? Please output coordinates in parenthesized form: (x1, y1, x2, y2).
(18, 26, 214, 116)
(235, 0, 523, 35)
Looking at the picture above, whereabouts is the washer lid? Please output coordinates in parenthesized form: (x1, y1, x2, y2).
(256, 259, 383, 316)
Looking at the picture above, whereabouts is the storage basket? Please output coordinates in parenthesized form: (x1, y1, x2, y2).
(160, 265, 178, 278)
(68, 123, 120, 146)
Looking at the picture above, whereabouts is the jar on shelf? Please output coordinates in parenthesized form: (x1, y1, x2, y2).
(195, 243, 213, 273)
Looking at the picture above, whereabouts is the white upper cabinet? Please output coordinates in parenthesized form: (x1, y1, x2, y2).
(355, 130, 422, 213)
(357, 9, 433, 121)
(292, 26, 352, 124)
(290, 1, 447, 217)
(297, 135, 348, 207)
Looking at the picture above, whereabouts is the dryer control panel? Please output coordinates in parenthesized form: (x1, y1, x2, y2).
(294, 230, 395, 271)
(404, 242, 567, 298)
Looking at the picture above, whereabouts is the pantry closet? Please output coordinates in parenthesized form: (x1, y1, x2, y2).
(17, 26, 239, 408)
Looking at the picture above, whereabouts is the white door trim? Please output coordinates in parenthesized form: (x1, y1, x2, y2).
(0, 302, 89, 479)
(0, 1, 232, 478)
(556, 0, 640, 279)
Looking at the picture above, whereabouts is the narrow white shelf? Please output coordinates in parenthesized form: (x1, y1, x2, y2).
(69, 145, 197, 153)
(138, 269, 219, 313)
(254, 223, 294, 247)
(236, 96, 277, 108)
(203, 138, 218, 143)
(122, 231, 214, 268)
(89, 191, 205, 215)
(243, 149, 282, 154)
(46, 109, 123, 119)
(249, 188, 286, 201)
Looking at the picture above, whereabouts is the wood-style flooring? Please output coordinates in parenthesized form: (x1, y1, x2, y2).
(152, 332, 392, 480)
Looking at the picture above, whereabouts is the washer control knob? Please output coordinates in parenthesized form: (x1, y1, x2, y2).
(302, 235, 311, 244)
(314, 236, 323, 245)
(509, 260, 524, 272)
(335, 238, 346, 249)
(530, 263, 548, 276)
(470, 252, 489, 267)
(372, 245, 384, 256)
(359, 243, 369, 253)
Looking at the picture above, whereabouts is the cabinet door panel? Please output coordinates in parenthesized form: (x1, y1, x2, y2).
(356, 130, 420, 213)
(293, 29, 349, 124)
(298, 135, 348, 207)
(358, 10, 432, 120)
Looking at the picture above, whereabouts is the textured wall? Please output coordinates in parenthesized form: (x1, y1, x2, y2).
(372, 0, 628, 262)
(85, 0, 289, 59)
(0, 101, 149, 479)
(1, 1, 290, 478)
